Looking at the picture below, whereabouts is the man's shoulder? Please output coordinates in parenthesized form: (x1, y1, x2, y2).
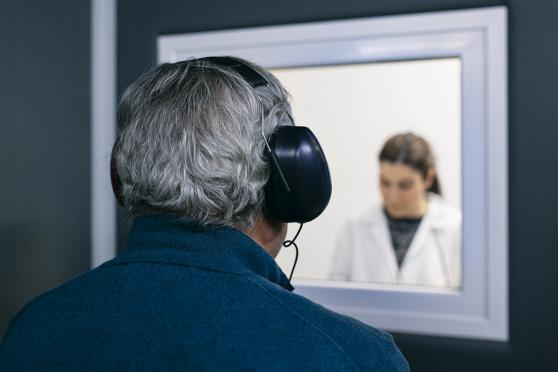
(248, 276, 409, 371)
(2, 262, 408, 371)
(2, 267, 103, 335)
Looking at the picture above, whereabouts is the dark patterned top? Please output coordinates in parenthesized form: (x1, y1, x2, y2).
(384, 209, 423, 268)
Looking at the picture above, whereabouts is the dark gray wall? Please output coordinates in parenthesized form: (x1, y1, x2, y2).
(117, 0, 558, 370)
(0, 0, 91, 339)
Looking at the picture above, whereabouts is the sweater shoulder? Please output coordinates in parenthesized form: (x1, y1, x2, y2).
(248, 276, 409, 371)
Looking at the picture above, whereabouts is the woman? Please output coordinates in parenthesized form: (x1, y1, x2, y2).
(330, 133, 461, 288)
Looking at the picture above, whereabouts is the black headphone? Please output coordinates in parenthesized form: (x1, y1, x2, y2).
(111, 56, 332, 224)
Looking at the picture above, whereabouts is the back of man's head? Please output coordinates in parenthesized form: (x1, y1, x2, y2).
(113, 58, 292, 230)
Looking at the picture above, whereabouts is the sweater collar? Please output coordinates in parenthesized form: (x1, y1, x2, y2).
(109, 215, 294, 291)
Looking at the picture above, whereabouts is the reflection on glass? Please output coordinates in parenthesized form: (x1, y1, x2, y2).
(272, 58, 462, 289)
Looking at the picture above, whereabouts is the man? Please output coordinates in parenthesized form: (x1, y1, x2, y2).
(0, 57, 409, 371)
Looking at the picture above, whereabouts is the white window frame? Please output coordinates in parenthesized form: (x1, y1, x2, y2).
(91, 0, 116, 268)
(157, 7, 508, 341)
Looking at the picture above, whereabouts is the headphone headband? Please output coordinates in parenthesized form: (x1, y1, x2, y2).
(196, 57, 332, 223)
(200, 56, 293, 196)
(200, 57, 269, 88)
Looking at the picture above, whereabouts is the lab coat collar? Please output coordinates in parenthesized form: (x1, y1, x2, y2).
(362, 193, 456, 231)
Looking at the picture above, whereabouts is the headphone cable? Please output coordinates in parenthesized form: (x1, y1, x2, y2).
(283, 223, 303, 281)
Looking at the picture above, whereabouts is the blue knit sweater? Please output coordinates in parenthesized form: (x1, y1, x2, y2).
(0, 215, 409, 371)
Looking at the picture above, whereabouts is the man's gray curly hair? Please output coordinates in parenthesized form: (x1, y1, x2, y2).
(114, 57, 292, 230)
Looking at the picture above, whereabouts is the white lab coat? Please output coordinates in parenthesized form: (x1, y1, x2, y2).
(330, 194, 461, 288)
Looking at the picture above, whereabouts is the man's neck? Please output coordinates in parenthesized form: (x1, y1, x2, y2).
(244, 214, 287, 258)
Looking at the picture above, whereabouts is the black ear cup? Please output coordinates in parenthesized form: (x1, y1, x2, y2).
(264, 126, 332, 223)
(110, 138, 124, 206)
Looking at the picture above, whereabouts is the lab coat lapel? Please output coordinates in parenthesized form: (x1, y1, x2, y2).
(400, 196, 445, 273)
(399, 212, 432, 273)
(364, 208, 399, 280)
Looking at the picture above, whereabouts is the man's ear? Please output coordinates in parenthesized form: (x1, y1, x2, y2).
(258, 210, 285, 236)
(261, 202, 283, 228)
